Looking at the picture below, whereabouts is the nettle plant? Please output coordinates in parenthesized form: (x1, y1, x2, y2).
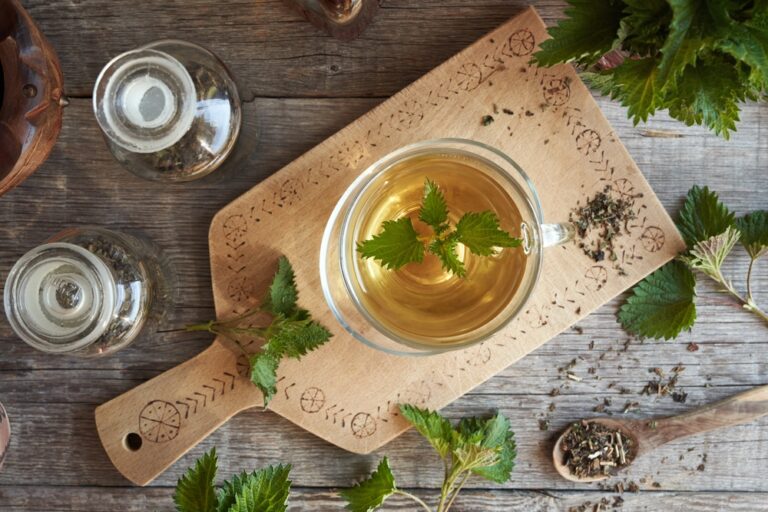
(619, 186, 768, 339)
(171, 406, 516, 512)
(534, 0, 768, 138)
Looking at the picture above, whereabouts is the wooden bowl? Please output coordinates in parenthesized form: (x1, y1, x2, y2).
(0, 0, 65, 197)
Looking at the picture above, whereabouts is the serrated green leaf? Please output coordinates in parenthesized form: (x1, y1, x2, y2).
(677, 185, 736, 248)
(174, 448, 218, 512)
(664, 58, 744, 138)
(428, 236, 466, 277)
(618, 260, 697, 340)
(263, 256, 298, 317)
(457, 413, 516, 483)
(399, 404, 455, 459)
(585, 57, 661, 124)
(267, 313, 332, 359)
(340, 457, 397, 512)
(657, 0, 725, 86)
(735, 210, 768, 259)
(455, 211, 521, 257)
(218, 471, 248, 512)
(419, 179, 449, 233)
(357, 217, 425, 270)
(620, 0, 672, 55)
(228, 465, 292, 512)
(250, 352, 280, 406)
(534, 0, 625, 67)
(681, 226, 741, 281)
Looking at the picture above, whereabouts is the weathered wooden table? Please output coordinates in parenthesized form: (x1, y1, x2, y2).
(1, 1, 767, 510)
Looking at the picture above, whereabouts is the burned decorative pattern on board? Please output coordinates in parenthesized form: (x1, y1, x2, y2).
(201, 10, 682, 452)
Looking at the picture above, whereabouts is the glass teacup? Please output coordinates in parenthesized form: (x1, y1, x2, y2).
(321, 138, 572, 356)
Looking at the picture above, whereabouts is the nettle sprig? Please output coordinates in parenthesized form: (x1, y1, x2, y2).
(173, 448, 291, 512)
(341, 405, 516, 512)
(533, 0, 768, 138)
(188, 256, 332, 405)
(619, 186, 768, 339)
(357, 179, 521, 277)
(170, 407, 516, 512)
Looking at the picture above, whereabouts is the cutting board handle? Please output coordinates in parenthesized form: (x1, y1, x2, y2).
(95, 339, 261, 485)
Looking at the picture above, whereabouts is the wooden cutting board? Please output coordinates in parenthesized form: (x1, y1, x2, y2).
(95, 6, 684, 486)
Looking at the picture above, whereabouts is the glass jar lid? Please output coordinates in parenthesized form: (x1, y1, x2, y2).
(3, 243, 117, 353)
(93, 48, 196, 154)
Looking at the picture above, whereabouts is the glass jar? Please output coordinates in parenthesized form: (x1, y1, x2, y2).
(3, 227, 173, 357)
(93, 39, 242, 182)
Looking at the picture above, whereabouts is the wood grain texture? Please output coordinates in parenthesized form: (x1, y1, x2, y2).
(0, 0, 767, 510)
(93, 7, 687, 484)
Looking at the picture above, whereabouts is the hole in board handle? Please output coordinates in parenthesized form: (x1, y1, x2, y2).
(124, 432, 143, 451)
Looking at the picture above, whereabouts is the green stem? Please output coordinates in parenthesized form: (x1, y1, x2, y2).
(185, 320, 216, 333)
(746, 257, 756, 302)
(443, 472, 470, 512)
(394, 490, 432, 512)
(713, 269, 768, 326)
(437, 465, 462, 512)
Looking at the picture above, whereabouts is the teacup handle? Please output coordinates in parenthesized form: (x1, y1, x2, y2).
(541, 223, 575, 247)
(521, 222, 574, 254)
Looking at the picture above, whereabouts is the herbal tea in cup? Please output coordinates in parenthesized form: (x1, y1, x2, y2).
(321, 139, 572, 355)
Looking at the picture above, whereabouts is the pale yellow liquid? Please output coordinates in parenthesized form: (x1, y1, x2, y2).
(349, 153, 526, 345)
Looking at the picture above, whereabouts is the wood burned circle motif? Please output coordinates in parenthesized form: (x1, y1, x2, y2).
(542, 78, 571, 106)
(640, 226, 665, 252)
(222, 214, 247, 244)
(576, 129, 602, 156)
(300, 387, 326, 414)
(139, 400, 181, 443)
(613, 178, 637, 200)
(400, 381, 432, 407)
(584, 266, 608, 292)
(455, 63, 483, 92)
(504, 29, 536, 57)
(350, 412, 377, 439)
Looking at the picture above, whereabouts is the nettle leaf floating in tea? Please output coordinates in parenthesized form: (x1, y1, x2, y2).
(187, 256, 332, 405)
(357, 179, 521, 277)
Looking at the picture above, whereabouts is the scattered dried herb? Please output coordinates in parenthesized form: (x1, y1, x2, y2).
(481, 114, 495, 126)
(561, 421, 634, 479)
(570, 185, 637, 270)
(641, 364, 685, 402)
(502, 108, 514, 115)
(687, 342, 700, 352)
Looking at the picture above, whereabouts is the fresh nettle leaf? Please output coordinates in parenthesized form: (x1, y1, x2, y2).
(342, 405, 516, 512)
(618, 260, 697, 340)
(419, 179, 450, 234)
(187, 257, 332, 406)
(736, 210, 768, 259)
(619, 186, 768, 339)
(400, 404, 456, 459)
(534, 0, 768, 137)
(681, 226, 741, 284)
(357, 218, 425, 270)
(534, 0, 625, 67)
(340, 457, 398, 512)
(358, 180, 521, 277)
(677, 185, 735, 248)
(227, 465, 292, 512)
(174, 448, 219, 512)
(455, 211, 522, 256)
(263, 256, 298, 317)
(173, 449, 292, 512)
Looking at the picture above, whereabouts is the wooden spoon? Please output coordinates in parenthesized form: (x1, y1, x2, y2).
(552, 384, 768, 482)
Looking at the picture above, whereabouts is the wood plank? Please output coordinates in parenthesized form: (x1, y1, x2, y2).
(23, 0, 570, 98)
(1, 394, 767, 492)
(3, 486, 768, 512)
